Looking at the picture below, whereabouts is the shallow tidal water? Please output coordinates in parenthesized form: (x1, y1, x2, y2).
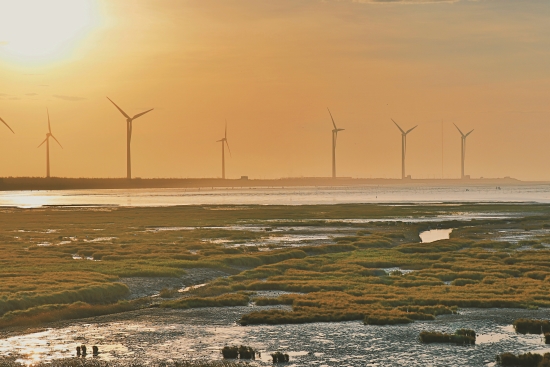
(1, 184, 550, 208)
(2, 307, 550, 366)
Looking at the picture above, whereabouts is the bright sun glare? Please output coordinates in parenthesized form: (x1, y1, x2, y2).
(0, 0, 100, 65)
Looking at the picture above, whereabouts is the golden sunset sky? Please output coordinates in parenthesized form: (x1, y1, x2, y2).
(0, 0, 549, 180)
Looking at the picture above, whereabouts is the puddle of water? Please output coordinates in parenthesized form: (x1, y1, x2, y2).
(146, 227, 195, 232)
(419, 229, 453, 243)
(180, 284, 207, 292)
(383, 267, 415, 275)
(84, 237, 117, 243)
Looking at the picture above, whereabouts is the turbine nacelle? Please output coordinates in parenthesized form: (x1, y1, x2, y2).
(392, 119, 417, 136)
(454, 123, 474, 138)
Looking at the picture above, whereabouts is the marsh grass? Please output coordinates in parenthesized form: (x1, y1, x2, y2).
(2, 203, 550, 326)
(159, 288, 180, 298)
(513, 319, 550, 334)
(496, 352, 550, 366)
(0, 299, 146, 329)
(419, 329, 476, 345)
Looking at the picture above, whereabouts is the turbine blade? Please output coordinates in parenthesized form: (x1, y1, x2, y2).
(406, 125, 418, 134)
(465, 129, 474, 137)
(225, 119, 227, 140)
(107, 97, 130, 119)
(327, 108, 337, 130)
(37, 137, 47, 148)
(47, 108, 51, 133)
(50, 134, 63, 148)
(0, 117, 14, 134)
(216, 139, 224, 142)
(391, 119, 405, 134)
(225, 139, 232, 157)
(132, 108, 154, 120)
(453, 123, 465, 137)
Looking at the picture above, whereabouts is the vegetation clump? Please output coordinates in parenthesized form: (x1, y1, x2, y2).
(271, 352, 289, 363)
(221, 345, 255, 360)
(237, 345, 255, 359)
(513, 319, 550, 334)
(496, 352, 550, 366)
(419, 329, 476, 345)
(159, 287, 180, 298)
(221, 346, 238, 359)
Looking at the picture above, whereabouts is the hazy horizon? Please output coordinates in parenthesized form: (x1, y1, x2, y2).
(1, 0, 549, 180)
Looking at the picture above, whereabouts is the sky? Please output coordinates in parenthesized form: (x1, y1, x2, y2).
(0, 0, 549, 180)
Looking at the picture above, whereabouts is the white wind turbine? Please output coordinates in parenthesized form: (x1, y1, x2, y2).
(454, 123, 474, 179)
(217, 121, 231, 179)
(37, 109, 62, 178)
(107, 97, 154, 179)
(328, 108, 345, 179)
(391, 119, 417, 179)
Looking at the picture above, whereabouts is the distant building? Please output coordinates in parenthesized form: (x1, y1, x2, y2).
(241, 176, 248, 180)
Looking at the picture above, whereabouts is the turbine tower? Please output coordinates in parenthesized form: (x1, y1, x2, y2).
(327, 108, 344, 178)
(107, 98, 153, 179)
(391, 119, 417, 179)
(454, 123, 474, 179)
(0, 117, 14, 134)
(217, 121, 231, 179)
(37, 109, 62, 178)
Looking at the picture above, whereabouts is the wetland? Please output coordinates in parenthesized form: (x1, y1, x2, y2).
(2, 202, 550, 366)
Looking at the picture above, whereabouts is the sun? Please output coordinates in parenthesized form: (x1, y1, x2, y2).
(0, 0, 100, 65)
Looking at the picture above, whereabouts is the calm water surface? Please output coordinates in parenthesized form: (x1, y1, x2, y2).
(1, 185, 550, 208)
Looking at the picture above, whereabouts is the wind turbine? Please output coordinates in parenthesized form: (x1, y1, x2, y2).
(37, 109, 62, 178)
(327, 108, 344, 178)
(217, 121, 231, 179)
(391, 119, 417, 179)
(107, 97, 153, 179)
(454, 123, 474, 179)
(0, 116, 14, 134)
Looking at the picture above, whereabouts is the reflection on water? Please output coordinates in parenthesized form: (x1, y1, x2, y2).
(1, 308, 550, 366)
(419, 228, 454, 243)
(1, 185, 550, 208)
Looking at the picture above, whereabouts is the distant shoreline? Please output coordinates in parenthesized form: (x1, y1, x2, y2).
(0, 176, 542, 191)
